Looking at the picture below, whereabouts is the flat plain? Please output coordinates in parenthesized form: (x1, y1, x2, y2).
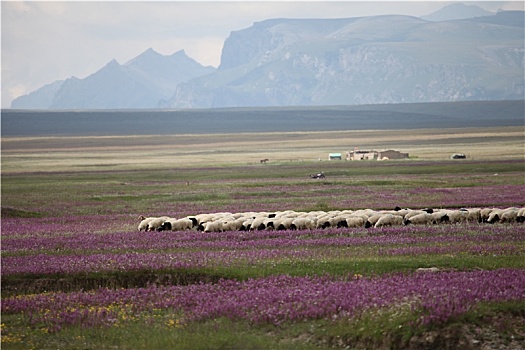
(2, 126, 524, 173)
(1, 105, 525, 349)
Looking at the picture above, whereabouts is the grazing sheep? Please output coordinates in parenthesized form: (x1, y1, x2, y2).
(250, 216, 267, 231)
(316, 216, 333, 229)
(136, 205, 522, 234)
(487, 209, 504, 224)
(517, 208, 525, 223)
(430, 211, 449, 224)
(138, 216, 155, 231)
(480, 208, 495, 222)
(194, 213, 216, 225)
(261, 218, 277, 230)
(147, 216, 171, 231)
(203, 220, 223, 233)
(346, 216, 366, 228)
(277, 218, 295, 230)
(366, 213, 383, 227)
(221, 219, 243, 232)
(462, 208, 481, 223)
(162, 217, 193, 231)
(291, 217, 315, 230)
(403, 210, 425, 220)
(374, 214, 403, 228)
(328, 216, 347, 228)
(500, 208, 518, 223)
(443, 210, 468, 224)
(404, 212, 432, 225)
(269, 217, 285, 230)
(240, 218, 254, 231)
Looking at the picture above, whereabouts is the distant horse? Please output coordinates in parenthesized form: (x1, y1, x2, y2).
(260, 158, 269, 164)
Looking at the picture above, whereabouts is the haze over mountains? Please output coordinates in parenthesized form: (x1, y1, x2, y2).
(10, 3, 525, 109)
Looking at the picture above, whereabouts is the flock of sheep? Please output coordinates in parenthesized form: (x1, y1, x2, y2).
(138, 206, 525, 233)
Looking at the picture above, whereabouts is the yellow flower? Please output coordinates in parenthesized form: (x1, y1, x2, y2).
(166, 319, 182, 328)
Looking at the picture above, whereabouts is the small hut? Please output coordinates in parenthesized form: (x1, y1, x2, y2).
(329, 153, 342, 160)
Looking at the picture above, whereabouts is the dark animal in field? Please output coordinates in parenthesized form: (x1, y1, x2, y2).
(310, 172, 325, 179)
(260, 158, 269, 163)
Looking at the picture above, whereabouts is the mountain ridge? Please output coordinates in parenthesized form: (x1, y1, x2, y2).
(10, 6, 524, 110)
(166, 11, 523, 108)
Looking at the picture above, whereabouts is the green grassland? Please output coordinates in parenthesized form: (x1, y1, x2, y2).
(1, 126, 525, 349)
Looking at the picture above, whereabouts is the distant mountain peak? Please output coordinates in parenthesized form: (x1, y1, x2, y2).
(11, 47, 216, 109)
(422, 2, 494, 21)
(170, 49, 186, 57)
(105, 59, 121, 68)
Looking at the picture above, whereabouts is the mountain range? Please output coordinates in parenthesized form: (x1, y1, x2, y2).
(11, 3, 525, 109)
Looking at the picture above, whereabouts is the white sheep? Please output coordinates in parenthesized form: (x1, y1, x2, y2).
(328, 215, 348, 228)
(487, 209, 504, 224)
(403, 210, 425, 220)
(240, 218, 254, 231)
(163, 217, 193, 231)
(221, 219, 243, 232)
(464, 208, 481, 223)
(404, 212, 432, 225)
(195, 213, 216, 225)
(346, 216, 366, 228)
(146, 216, 171, 231)
(366, 213, 383, 227)
(316, 216, 333, 229)
(138, 215, 155, 231)
(250, 216, 268, 231)
(517, 208, 525, 223)
(480, 208, 495, 222)
(374, 214, 403, 228)
(277, 218, 295, 230)
(442, 210, 468, 224)
(429, 211, 449, 224)
(203, 220, 223, 233)
(291, 217, 315, 230)
(500, 208, 518, 223)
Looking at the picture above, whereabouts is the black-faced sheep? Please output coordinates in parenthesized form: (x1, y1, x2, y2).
(277, 218, 295, 230)
(439, 210, 466, 224)
(346, 216, 366, 228)
(316, 216, 333, 229)
(404, 212, 432, 225)
(430, 211, 449, 224)
(517, 208, 525, 223)
(240, 218, 254, 231)
(147, 216, 171, 231)
(366, 213, 383, 227)
(500, 208, 518, 223)
(291, 217, 315, 230)
(487, 209, 504, 224)
(162, 218, 193, 231)
(203, 220, 223, 233)
(462, 208, 481, 223)
(327, 216, 347, 229)
(374, 214, 403, 228)
(221, 219, 244, 232)
(138, 216, 155, 231)
(250, 216, 268, 231)
(480, 208, 495, 222)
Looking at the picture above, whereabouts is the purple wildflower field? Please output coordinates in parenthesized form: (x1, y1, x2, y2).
(4, 269, 525, 333)
(2, 219, 525, 276)
(2, 160, 525, 348)
(3, 209, 525, 336)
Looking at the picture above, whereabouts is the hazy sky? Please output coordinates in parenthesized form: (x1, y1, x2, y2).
(2, 1, 523, 108)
